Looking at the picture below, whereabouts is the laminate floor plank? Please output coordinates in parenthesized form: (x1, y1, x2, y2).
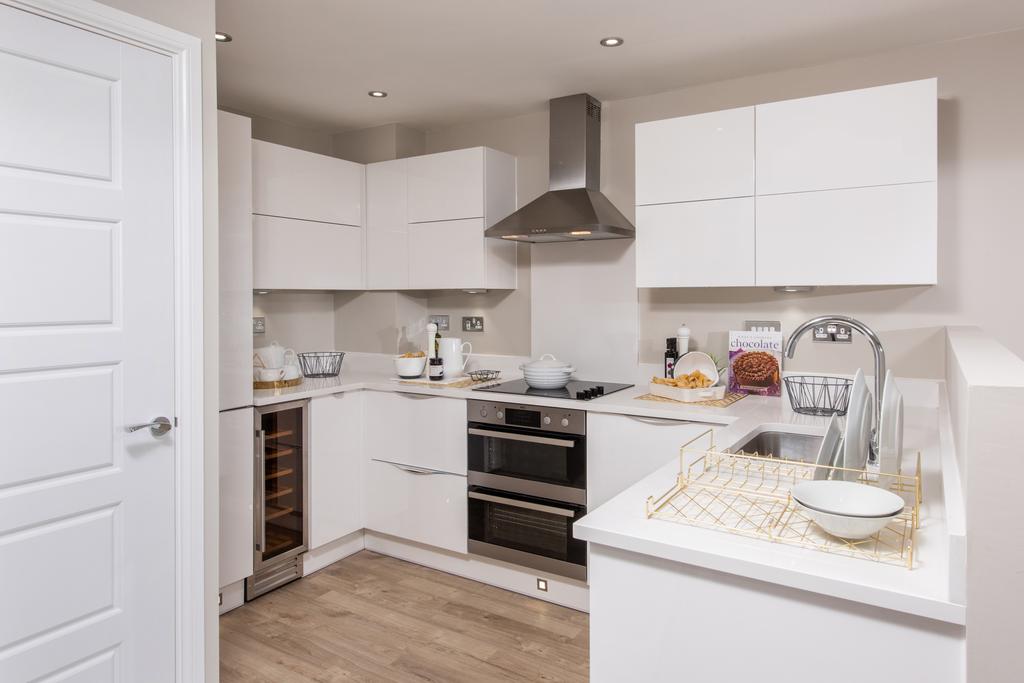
(221, 551, 589, 683)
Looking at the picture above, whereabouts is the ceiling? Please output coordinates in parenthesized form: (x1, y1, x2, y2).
(215, 0, 1024, 133)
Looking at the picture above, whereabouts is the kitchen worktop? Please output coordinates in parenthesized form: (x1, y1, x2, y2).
(253, 354, 965, 624)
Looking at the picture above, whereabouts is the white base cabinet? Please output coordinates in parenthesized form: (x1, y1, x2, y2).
(219, 408, 254, 589)
(309, 393, 364, 549)
(364, 459, 467, 554)
(363, 392, 466, 475)
(587, 413, 715, 510)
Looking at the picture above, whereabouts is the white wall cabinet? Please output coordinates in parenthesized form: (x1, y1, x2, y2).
(756, 79, 936, 196)
(219, 408, 254, 589)
(635, 106, 754, 206)
(363, 391, 466, 475)
(756, 182, 937, 286)
(253, 214, 363, 290)
(252, 139, 364, 226)
(364, 458, 467, 554)
(365, 158, 409, 290)
(407, 147, 486, 223)
(217, 111, 253, 410)
(309, 393, 365, 549)
(587, 413, 715, 509)
(635, 198, 755, 287)
(634, 79, 936, 288)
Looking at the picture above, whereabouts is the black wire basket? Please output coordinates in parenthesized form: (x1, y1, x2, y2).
(297, 351, 345, 378)
(783, 375, 853, 416)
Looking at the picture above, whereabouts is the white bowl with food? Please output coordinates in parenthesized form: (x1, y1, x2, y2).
(394, 352, 427, 379)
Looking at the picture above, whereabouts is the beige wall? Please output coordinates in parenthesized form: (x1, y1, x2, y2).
(97, 0, 220, 679)
(331, 123, 425, 164)
(253, 292, 337, 352)
(422, 28, 1024, 378)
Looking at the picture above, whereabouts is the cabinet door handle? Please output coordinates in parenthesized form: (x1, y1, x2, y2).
(254, 429, 266, 553)
(386, 461, 440, 475)
(624, 414, 691, 426)
(396, 392, 436, 400)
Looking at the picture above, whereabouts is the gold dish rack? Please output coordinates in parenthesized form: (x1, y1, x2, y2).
(645, 430, 922, 569)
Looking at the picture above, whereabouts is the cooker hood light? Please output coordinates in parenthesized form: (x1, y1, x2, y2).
(485, 94, 634, 243)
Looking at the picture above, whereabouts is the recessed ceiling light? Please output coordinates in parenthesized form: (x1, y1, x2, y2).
(599, 36, 624, 47)
(368, 90, 388, 98)
(215, 32, 232, 43)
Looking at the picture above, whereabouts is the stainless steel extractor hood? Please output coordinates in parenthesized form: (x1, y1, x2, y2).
(485, 94, 634, 243)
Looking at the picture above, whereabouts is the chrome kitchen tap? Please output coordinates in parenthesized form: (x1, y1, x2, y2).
(784, 316, 886, 465)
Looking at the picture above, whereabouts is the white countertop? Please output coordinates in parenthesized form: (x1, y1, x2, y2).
(252, 359, 965, 625)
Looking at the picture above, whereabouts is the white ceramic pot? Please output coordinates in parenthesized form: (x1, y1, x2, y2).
(438, 337, 472, 378)
(521, 354, 575, 389)
(394, 355, 427, 379)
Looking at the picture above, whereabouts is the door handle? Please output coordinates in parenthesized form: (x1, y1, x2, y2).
(467, 427, 576, 448)
(126, 416, 173, 436)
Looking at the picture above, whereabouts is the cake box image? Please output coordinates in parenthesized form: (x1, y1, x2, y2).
(728, 330, 783, 396)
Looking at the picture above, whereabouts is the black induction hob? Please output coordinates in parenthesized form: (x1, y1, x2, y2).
(473, 379, 634, 401)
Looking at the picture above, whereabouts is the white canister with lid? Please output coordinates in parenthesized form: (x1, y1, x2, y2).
(675, 323, 691, 356)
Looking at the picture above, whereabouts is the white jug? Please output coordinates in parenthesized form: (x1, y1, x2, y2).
(254, 342, 296, 369)
(438, 337, 472, 378)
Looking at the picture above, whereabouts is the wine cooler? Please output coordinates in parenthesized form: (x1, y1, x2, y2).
(246, 400, 308, 600)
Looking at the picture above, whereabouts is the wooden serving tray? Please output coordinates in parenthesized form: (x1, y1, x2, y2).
(253, 377, 303, 390)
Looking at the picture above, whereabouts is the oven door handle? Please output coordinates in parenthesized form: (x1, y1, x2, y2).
(468, 490, 576, 517)
(467, 427, 576, 448)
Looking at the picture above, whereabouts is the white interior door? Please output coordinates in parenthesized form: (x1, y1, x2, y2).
(0, 6, 177, 681)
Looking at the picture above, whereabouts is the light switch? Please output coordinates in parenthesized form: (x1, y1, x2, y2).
(463, 316, 484, 332)
(253, 317, 266, 335)
(428, 314, 450, 331)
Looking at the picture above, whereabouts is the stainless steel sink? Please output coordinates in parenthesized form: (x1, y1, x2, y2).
(730, 431, 823, 463)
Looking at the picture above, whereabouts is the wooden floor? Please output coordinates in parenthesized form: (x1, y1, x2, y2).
(220, 551, 589, 682)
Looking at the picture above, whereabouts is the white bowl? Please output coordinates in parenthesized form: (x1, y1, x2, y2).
(673, 351, 720, 386)
(792, 480, 905, 518)
(795, 503, 901, 540)
(394, 355, 427, 379)
(523, 369, 574, 379)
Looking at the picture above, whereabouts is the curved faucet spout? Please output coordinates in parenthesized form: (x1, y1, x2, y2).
(785, 315, 886, 465)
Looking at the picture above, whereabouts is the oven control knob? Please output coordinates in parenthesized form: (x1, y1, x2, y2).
(496, 411, 504, 420)
(543, 416, 551, 425)
(560, 417, 569, 427)
(479, 408, 488, 418)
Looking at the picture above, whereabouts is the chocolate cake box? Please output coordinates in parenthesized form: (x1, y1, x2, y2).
(728, 331, 783, 397)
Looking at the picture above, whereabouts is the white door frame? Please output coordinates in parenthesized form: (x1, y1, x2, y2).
(2, 0, 207, 680)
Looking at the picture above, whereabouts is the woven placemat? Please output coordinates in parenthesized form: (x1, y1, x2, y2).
(635, 391, 747, 408)
(399, 377, 485, 389)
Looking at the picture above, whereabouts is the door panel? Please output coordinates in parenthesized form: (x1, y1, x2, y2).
(406, 148, 484, 223)
(0, 6, 175, 681)
(252, 140, 364, 226)
(636, 198, 755, 287)
(408, 218, 486, 290)
(220, 409, 255, 588)
(253, 214, 363, 290)
(365, 459, 467, 553)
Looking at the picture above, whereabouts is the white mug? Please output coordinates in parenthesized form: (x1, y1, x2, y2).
(437, 337, 472, 378)
(256, 367, 285, 382)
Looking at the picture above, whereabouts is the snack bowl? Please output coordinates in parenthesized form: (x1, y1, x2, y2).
(394, 354, 427, 379)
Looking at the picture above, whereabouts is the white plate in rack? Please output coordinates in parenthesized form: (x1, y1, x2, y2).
(878, 370, 904, 474)
(840, 370, 870, 480)
(814, 413, 843, 481)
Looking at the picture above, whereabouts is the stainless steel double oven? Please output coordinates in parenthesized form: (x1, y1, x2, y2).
(466, 399, 587, 581)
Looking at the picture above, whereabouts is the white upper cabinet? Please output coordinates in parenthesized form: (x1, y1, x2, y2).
(635, 106, 754, 206)
(634, 79, 937, 288)
(367, 146, 518, 290)
(365, 159, 409, 290)
(253, 215, 363, 290)
(407, 147, 486, 223)
(252, 139, 364, 226)
(636, 198, 755, 288)
(756, 183, 937, 286)
(756, 79, 936, 195)
(217, 111, 253, 411)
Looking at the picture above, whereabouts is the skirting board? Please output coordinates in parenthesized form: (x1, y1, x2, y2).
(219, 579, 245, 615)
(303, 530, 366, 576)
(364, 531, 590, 613)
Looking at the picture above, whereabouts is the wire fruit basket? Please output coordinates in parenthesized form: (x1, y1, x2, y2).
(784, 375, 853, 416)
(297, 351, 345, 378)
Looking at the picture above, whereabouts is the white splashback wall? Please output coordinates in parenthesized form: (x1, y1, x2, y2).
(531, 240, 639, 383)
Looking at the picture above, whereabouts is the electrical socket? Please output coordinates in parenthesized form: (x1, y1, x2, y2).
(745, 320, 781, 332)
(462, 316, 484, 332)
(428, 314, 450, 331)
(813, 322, 853, 343)
(252, 317, 266, 335)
